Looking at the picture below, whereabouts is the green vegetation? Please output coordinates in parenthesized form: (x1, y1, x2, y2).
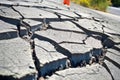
(111, 0, 120, 7)
(71, 0, 111, 11)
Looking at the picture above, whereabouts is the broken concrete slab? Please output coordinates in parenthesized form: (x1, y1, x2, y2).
(12, 6, 58, 19)
(49, 21, 84, 32)
(35, 21, 102, 54)
(47, 64, 112, 80)
(33, 38, 68, 77)
(106, 48, 120, 65)
(0, 0, 120, 80)
(34, 38, 67, 64)
(0, 18, 36, 79)
(75, 19, 104, 33)
(0, 6, 21, 19)
(0, 19, 17, 32)
(0, 19, 19, 40)
(0, 17, 27, 40)
(104, 60, 120, 80)
(0, 38, 37, 80)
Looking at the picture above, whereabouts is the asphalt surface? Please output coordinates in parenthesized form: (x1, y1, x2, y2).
(107, 6, 120, 16)
(0, 0, 120, 80)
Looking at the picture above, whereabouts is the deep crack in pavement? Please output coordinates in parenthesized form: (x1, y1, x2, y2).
(0, 0, 120, 80)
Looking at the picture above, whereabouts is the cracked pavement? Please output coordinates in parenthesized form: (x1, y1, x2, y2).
(0, 0, 120, 80)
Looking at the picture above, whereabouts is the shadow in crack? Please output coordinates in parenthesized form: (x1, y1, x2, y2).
(0, 30, 26, 40)
(31, 35, 71, 78)
(47, 25, 85, 34)
(103, 38, 120, 52)
(71, 21, 109, 42)
(0, 15, 23, 37)
(30, 40, 41, 79)
(0, 15, 31, 29)
(108, 51, 120, 57)
(0, 75, 36, 80)
(71, 52, 91, 67)
(71, 21, 120, 52)
(37, 6, 62, 10)
(32, 49, 41, 79)
(107, 32, 120, 37)
(32, 34, 72, 58)
(27, 17, 76, 23)
(105, 56, 120, 69)
(0, 15, 20, 26)
(71, 48, 104, 67)
(102, 37, 120, 50)
(40, 58, 68, 77)
(35, 7, 79, 21)
(70, 21, 120, 79)
(112, 46, 120, 52)
(0, 16, 42, 37)
(37, 48, 105, 78)
(58, 41, 84, 45)
(0, 31, 18, 40)
(0, 75, 16, 80)
(102, 62, 114, 80)
(0, 15, 30, 32)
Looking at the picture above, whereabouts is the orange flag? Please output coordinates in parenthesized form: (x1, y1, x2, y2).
(63, 0, 70, 6)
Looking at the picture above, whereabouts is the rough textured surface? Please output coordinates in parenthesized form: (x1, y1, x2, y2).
(0, 0, 120, 80)
(0, 38, 36, 79)
(47, 64, 112, 80)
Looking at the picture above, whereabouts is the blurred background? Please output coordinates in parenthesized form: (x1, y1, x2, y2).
(71, 0, 120, 16)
